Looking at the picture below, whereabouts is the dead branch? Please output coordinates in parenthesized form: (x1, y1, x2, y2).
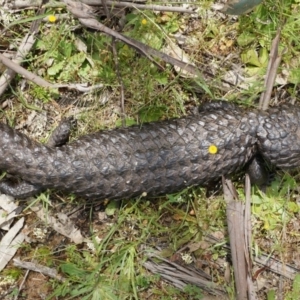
(0, 4, 46, 98)
(222, 177, 248, 300)
(259, 29, 283, 110)
(0, 53, 104, 92)
(11, 0, 196, 13)
(13, 258, 65, 282)
(144, 252, 226, 296)
(244, 175, 258, 300)
(62, 0, 226, 83)
(81, 0, 196, 13)
(0, 52, 54, 89)
(0, 34, 37, 96)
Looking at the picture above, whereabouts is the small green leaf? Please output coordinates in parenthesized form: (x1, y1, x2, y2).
(139, 106, 166, 122)
(289, 68, 300, 84)
(47, 60, 65, 76)
(287, 202, 300, 213)
(154, 73, 168, 85)
(267, 290, 275, 300)
(60, 263, 88, 278)
(237, 32, 256, 47)
(258, 47, 268, 66)
(292, 274, 300, 293)
(68, 52, 86, 66)
(241, 49, 261, 67)
(251, 194, 263, 204)
(105, 200, 119, 216)
(59, 41, 73, 57)
(115, 118, 136, 127)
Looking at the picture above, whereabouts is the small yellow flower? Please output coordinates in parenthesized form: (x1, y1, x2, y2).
(264, 220, 270, 230)
(48, 15, 57, 23)
(141, 19, 147, 25)
(208, 144, 218, 154)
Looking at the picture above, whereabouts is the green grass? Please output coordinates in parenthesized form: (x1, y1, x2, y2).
(47, 198, 200, 299)
(1, 0, 300, 299)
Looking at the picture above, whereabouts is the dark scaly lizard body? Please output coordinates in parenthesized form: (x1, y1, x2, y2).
(0, 101, 299, 200)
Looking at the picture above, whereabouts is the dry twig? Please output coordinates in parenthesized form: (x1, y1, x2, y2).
(259, 29, 284, 110)
(62, 0, 230, 85)
(13, 258, 65, 282)
(222, 177, 248, 300)
(144, 252, 226, 296)
(0, 4, 47, 98)
(244, 175, 258, 300)
(12, 0, 195, 13)
(0, 52, 53, 89)
(0, 53, 104, 92)
(0, 34, 37, 97)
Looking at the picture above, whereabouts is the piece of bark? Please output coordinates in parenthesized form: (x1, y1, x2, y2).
(259, 29, 283, 110)
(222, 177, 248, 300)
(13, 258, 65, 282)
